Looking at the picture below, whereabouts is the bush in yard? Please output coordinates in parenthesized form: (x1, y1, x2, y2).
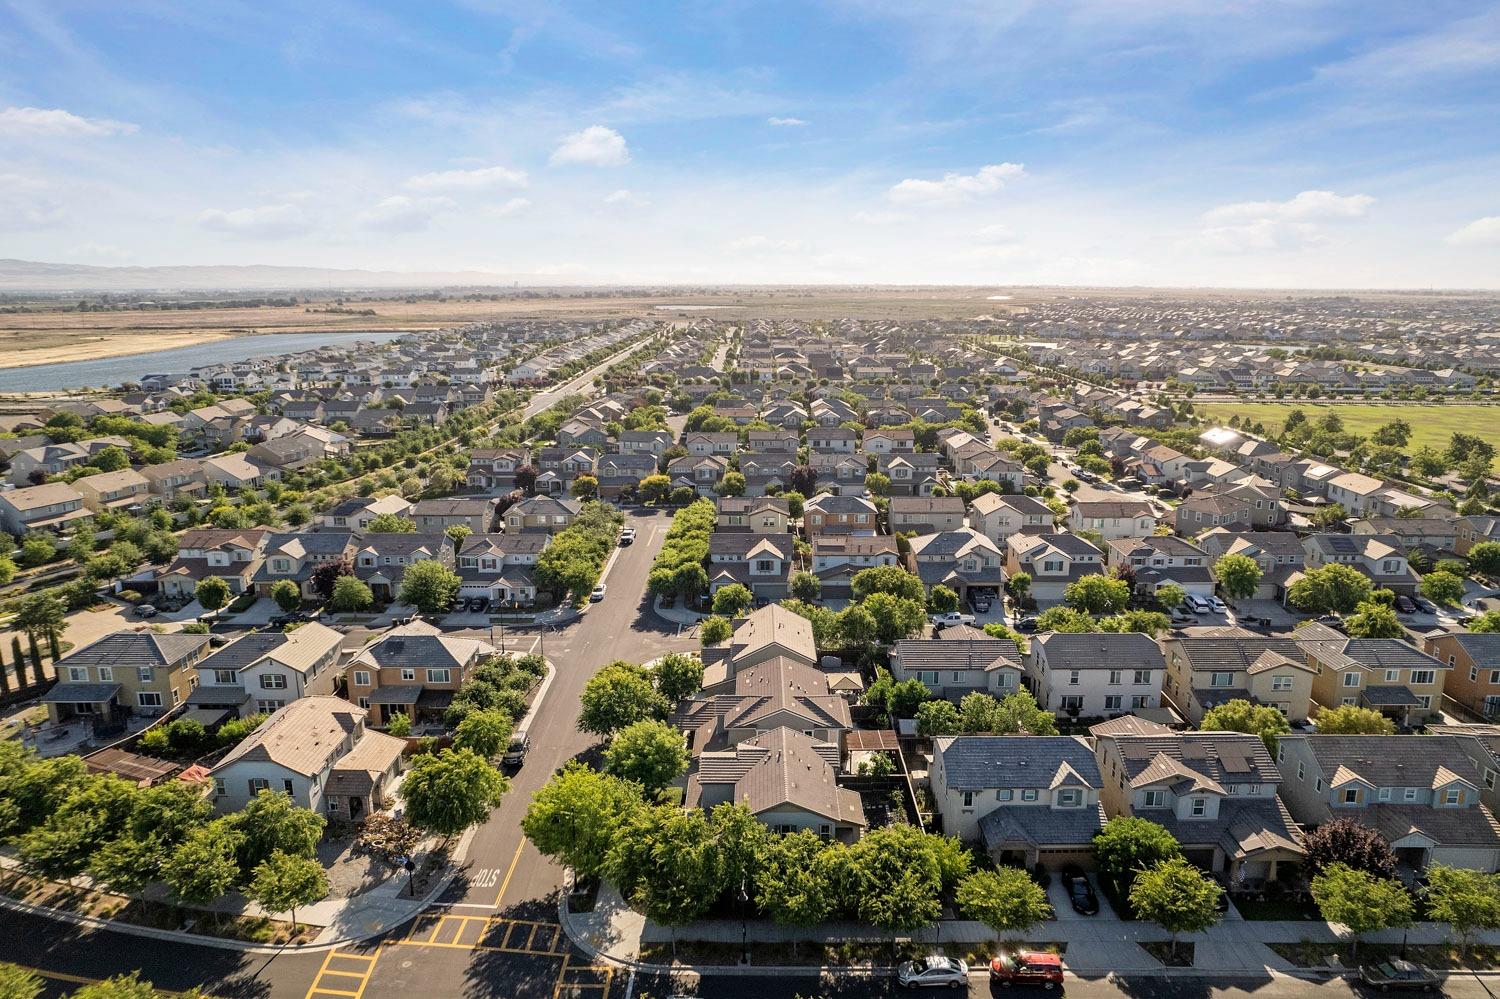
(1420, 569, 1467, 607)
(269, 579, 301, 612)
(710, 583, 753, 618)
(653, 651, 704, 702)
(1312, 704, 1395, 735)
(1064, 574, 1131, 615)
(398, 559, 462, 614)
(1303, 817, 1395, 878)
(452, 709, 512, 760)
(194, 577, 231, 612)
(1423, 863, 1500, 956)
(1212, 554, 1263, 600)
(1288, 563, 1372, 615)
(329, 575, 374, 613)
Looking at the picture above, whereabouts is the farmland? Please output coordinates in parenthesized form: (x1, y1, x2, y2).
(1198, 402, 1500, 472)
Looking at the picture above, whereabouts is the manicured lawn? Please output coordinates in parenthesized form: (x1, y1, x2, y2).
(1198, 402, 1500, 472)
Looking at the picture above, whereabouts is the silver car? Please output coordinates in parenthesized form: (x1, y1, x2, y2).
(898, 955, 969, 989)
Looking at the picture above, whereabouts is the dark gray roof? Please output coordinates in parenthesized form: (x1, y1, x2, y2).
(935, 735, 1100, 791)
(1137, 796, 1303, 855)
(1305, 638, 1445, 672)
(890, 496, 965, 514)
(1169, 636, 1305, 672)
(1034, 632, 1165, 670)
(891, 638, 1022, 673)
(199, 633, 289, 673)
(980, 802, 1107, 849)
(1112, 732, 1279, 785)
(1361, 685, 1423, 707)
(58, 632, 208, 671)
(366, 685, 423, 704)
(1299, 734, 1487, 787)
(1441, 634, 1500, 660)
(359, 635, 466, 669)
(42, 682, 122, 703)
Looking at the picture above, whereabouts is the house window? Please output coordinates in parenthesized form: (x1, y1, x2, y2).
(1473, 667, 1480, 682)
(1191, 798, 1207, 817)
(358, 697, 369, 709)
(1385, 669, 1400, 682)
(1342, 789, 1359, 804)
(1271, 675, 1293, 691)
(138, 667, 154, 682)
(1316, 778, 1324, 792)
(1297, 763, 1305, 780)
(283, 779, 295, 796)
(1210, 672, 1233, 687)
(998, 789, 1013, 801)
(1378, 787, 1391, 801)
(401, 668, 416, 682)
(1410, 670, 1435, 686)
(755, 559, 775, 572)
(214, 669, 237, 685)
(1143, 790, 1166, 808)
(1134, 670, 1152, 685)
(1057, 789, 1082, 807)
(1108, 670, 1122, 685)
(256, 699, 285, 714)
(427, 669, 451, 683)
(1342, 672, 1361, 687)
(213, 778, 225, 797)
(1060, 695, 1083, 711)
(1491, 671, 1500, 686)
(1405, 788, 1418, 801)
(138, 692, 162, 708)
(1132, 695, 1152, 709)
(1104, 695, 1122, 711)
(260, 674, 287, 689)
(961, 791, 974, 808)
(1249, 784, 1261, 794)
(1445, 788, 1461, 805)
(1021, 789, 1038, 801)
(97, 667, 112, 682)
(1069, 670, 1080, 685)
(353, 671, 371, 687)
(68, 667, 88, 682)
(249, 778, 270, 795)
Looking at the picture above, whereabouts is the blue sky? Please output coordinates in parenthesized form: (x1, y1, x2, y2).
(2, 0, 1499, 286)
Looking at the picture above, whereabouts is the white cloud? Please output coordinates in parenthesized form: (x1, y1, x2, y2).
(354, 195, 456, 232)
(405, 165, 528, 192)
(485, 197, 532, 218)
(197, 203, 312, 239)
(603, 189, 649, 206)
(767, 116, 808, 127)
(0, 106, 137, 137)
(1446, 216, 1500, 247)
(0, 175, 65, 230)
(852, 210, 907, 225)
(550, 125, 630, 167)
(888, 163, 1025, 204)
(726, 235, 803, 253)
(975, 223, 1019, 243)
(1203, 189, 1375, 224)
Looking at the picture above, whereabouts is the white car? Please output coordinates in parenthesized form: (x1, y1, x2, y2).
(898, 956, 970, 989)
(618, 527, 636, 546)
(589, 583, 607, 602)
(1206, 595, 1228, 614)
(929, 611, 976, 629)
(1183, 594, 1212, 615)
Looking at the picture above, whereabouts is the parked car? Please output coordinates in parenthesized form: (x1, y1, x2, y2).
(1206, 595, 1228, 614)
(898, 956, 969, 989)
(988, 952, 1063, 989)
(1393, 594, 1417, 614)
(589, 583, 607, 602)
(1014, 616, 1040, 633)
(1183, 594, 1212, 615)
(1060, 867, 1099, 916)
(930, 611, 976, 629)
(1314, 614, 1347, 632)
(466, 597, 489, 612)
(618, 527, 636, 546)
(1411, 596, 1438, 614)
(501, 730, 530, 767)
(969, 595, 992, 614)
(1357, 959, 1439, 991)
(132, 603, 159, 618)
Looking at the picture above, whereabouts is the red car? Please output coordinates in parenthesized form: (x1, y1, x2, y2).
(989, 952, 1064, 989)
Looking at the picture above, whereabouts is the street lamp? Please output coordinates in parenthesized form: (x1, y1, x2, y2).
(738, 877, 750, 966)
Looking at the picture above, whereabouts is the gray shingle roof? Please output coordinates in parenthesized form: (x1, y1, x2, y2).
(58, 632, 208, 671)
(891, 638, 1022, 673)
(1300, 734, 1487, 788)
(1034, 632, 1165, 670)
(934, 735, 1100, 791)
(1169, 636, 1306, 672)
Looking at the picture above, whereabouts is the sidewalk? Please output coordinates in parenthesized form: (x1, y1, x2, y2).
(652, 595, 703, 628)
(561, 881, 1500, 979)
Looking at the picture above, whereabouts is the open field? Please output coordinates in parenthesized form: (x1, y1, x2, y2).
(1199, 401, 1500, 471)
(0, 287, 1035, 370)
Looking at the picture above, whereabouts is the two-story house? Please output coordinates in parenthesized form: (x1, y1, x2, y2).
(503, 495, 582, 534)
(930, 735, 1105, 869)
(803, 494, 879, 537)
(466, 447, 529, 492)
(158, 528, 268, 599)
(1004, 532, 1105, 605)
(352, 533, 452, 603)
(410, 497, 496, 535)
(889, 496, 966, 535)
(1161, 632, 1317, 724)
(1196, 531, 1307, 601)
(321, 494, 413, 532)
(905, 528, 1006, 606)
(42, 632, 210, 725)
(668, 454, 730, 496)
(811, 535, 899, 600)
(346, 620, 494, 726)
(0, 482, 89, 537)
(252, 531, 357, 598)
(888, 630, 1024, 701)
(877, 452, 943, 497)
(1277, 734, 1500, 872)
(455, 532, 546, 606)
(208, 696, 406, 819)
(1094, 731, 1304, 886)
(707, 533, 795, 600)
(1105, 536, 1215, 598)
(1300, 533, 1422, 595)
(1069, 500, 1159, 541)
(1027, 632, 1166, 720)
(717, 496, 793, 534)
(1301, 634, 1450, 726)
(190, 622, 344, 717)
(142, 458, 208, 503)
(968, 493, 1053, 547)
(1423, 631, 1500, 719)
(74, 468, 150, 514)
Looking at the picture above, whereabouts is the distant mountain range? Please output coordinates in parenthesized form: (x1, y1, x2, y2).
(0, 258, 555, 293)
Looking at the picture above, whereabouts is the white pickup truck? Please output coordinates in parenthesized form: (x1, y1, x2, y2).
(929, 611, 977, 629)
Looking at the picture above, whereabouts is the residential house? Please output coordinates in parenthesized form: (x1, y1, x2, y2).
(1004, 532, 1105, 604)
(1196, 530, 1307, 601)
(889, 496, 966, 535)
(1069, 500, 1159, 541)
(1175, 493, 1252, 536)
(191, 623, 344, 718)
(466, 448, 528, 492)
(595, 452, 658, 499)
(1026, 632, 1166, 720)
(321, 494, 413, 532)
(158, 528, 268, 598)
(1302, 635, 1450, 726)
(809, 452, 868, 494)
(930, 736, 1105, 868)
(208, 696, 406, 820)
(682, 432, 738, 457)
(888, 632, 1024, 700)
(1423, 632, 1500, 719)
(707, 533, 795, 599)
(863, 428, 915, 453)
(1094, 731, 1303, 885)
(351, 533, 452, 603)
(252, 531, 356, 598)
(803, 494, 878, 537)
(1300, 534, 1422, 595)
(686, 726, 865, 841)
(877, 452, 942, 497)
(1161, 631, 1317, 724)
(668, 455, 730, 496)
(746, 430, 799, 453)
(411, 497, 496, 535)
(807, 427, 857, 453)
(142, 458, 207, 503)
(455, 533, 546, 606)
(202, 453, 280, 491)
(346, 620, 494, 725)
(1277, 734, 1500, 873)
(811, 535, 899, 600)
(0, 482, 89, 537)
(906, 529, 1006, 605)
(968, 493, 1055, 546)
(74, 468, 150, 513)
(717, 496, 792, 534)
(43, 632, 210, 725)
(1105, 536, 1215, 598)
(503, 495, 581, 534)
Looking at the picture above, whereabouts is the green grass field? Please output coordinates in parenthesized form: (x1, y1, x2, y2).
(1198, 402, 1500, 472)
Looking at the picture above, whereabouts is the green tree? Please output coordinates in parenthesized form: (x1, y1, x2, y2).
(523, 763, 645, 880)
(711, 583, 754, 618)
(1007, 571, 1032, 603)
(570, 474, 599, 500)
(1064, 575, 1131, 615)
(1410, 446, 1449, 479)
(163, 821, 243, 903)
(0, 556, 15, 588)
(194, 577, 231, 612)
(1130, 858, 1223, 959)
(13, 593, 66, 652)
(1154, 583, 1187, 611)
(639, 474, 672, 504)
(1098, 609, 1172, 636)
(247, 850, 329, 932)
(444, 524, 473, 555)
(578, 662, 669, 736)
(1470, 610, 1500, 634)
(927, 584, 959, 615)
(603, 720, 689, 793)
(329, 575, 374, 612)
(699, 615, 733, 646)
(860, 592, 928, 645)
(401, 749, 508, 840)
(1343, 600, 1404, 638)
(1424, 863, 1500, 956)
(607, 806, 726, 950)
(227, 789, 325, 875)
(1370, 419, 1412, 447)
(915, 699, 961, 737)
(452, 709, 511, 759)
(957, 867, 1051, 937)
(850, 565, 925, 603)
(1034, 606, 1098, 632)
(1314, 704, 1396, 735)
(715, 471, 746, 497)
(653, 651, 704, 703)
(0, 963, 42, 999)
(1094, 817, 1182, 890)
(398, 558, 463, 613)
(835, 603, 878, 650)
(367, 513, 417, 533)
(68, 971, 163, 999)
(17, 774, 136, 879)
(1467, 542, 1500, 578)
(269, 579, 301, 612)
(88, 780, 214, 893)
(1212, 554, 1264, 601)
(863, 667, 931, 722)
(788, 571, 821, 604)
(754, 830, 838, 953)
(843, 825, 964, 942)
(1420, 569, 1466, 607)
(1199, 700, 1292, 752)
(1288, 563, 1373, 615)
(1310, 863, 1413, 958)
